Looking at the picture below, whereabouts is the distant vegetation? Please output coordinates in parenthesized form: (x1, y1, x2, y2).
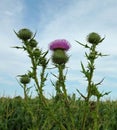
(0, 96, 117, 130)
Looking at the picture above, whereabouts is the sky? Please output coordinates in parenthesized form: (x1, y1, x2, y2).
(0, 0, 117, 100)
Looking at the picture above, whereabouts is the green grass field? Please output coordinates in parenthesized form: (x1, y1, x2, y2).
(0, 95, 117, 130)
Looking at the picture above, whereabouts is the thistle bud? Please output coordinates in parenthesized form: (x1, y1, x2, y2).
(39, 57, 47, 66)
(18, 28, 32, 41)
(33, 48, 41, 57)
(87, 32, 101, 45)
(52, 49, 69, 65)
(88, 51, 97, 60)
(29, 39, 38, 48)
(20, 75, 30, 84)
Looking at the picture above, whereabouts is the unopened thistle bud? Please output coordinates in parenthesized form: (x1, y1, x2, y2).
(52, 49, 69, 65)
(29, 39, 38, 48)
(39, 57, 47, 66)
(33, 48, 41, 57)
(18, 28, 32, 41)
(87, 32, 101, 45)
(20, 75, 30, 84)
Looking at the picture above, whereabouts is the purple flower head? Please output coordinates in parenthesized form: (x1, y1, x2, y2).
(49, 39, 71, 51)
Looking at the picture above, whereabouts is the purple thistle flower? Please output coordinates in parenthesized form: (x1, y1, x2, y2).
(49, 39, 71, 51)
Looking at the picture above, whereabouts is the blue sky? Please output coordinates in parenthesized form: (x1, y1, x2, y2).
(0, 0, 117, 100)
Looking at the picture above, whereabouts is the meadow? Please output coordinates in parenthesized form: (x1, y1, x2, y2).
(0, 28, 116, 130)
(0, 96, 117, 130)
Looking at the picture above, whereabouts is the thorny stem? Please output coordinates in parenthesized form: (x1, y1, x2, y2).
(40, 66, 46, 95)
(81, 44, 97, 130)
(86, 44, 96, 101)
(58, 64, 67, 98)
(57, 64, 75, 129)
(39, 66, 47, 105)
(93, 97, 100, 130)
(24, 42, 47, 105)
(23, 84, 28, 100)
(25, 44, 40, 94)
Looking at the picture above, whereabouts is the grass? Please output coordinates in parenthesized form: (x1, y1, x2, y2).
(0, 96, 117, 130)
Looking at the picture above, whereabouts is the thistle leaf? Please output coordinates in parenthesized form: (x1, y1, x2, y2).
(75, 40, 90, 48)
(51, 72, 58, 79)
(43, 50, 49, 57)
(50, 79, 55, 87)
(102, 91, 111, 96)
(99, 36, 105, 43)
(14, 30, 19, 38)
(81, 62, 86, 74)
(76, 89, 86, 99)
(11, 46, 23, 49)
(95, 78, 105, 86)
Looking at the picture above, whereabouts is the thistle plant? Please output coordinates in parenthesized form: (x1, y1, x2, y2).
(76, 32, 110, 130)
(49, 39, 71, 99)
(49, 39, 77, 129)
(18, 74, 31, 100)
(14, 28, 49, 104)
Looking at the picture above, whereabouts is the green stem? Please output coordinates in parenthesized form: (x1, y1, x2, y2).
(39, 66, 45, 95)
(23, 84, 28, 100)
(25, 44, 47, 106)
(81, 101, 89, 130)
(39, 66, 47, 105)
(26, 45, 40, 95)
(93, 97, 100, 130)
(58, 64, 67, 98)
(82, 44, 97, 130)
(87, 44, 96, 101)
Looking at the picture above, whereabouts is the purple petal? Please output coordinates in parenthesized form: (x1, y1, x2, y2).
(49, 39, 71, 51)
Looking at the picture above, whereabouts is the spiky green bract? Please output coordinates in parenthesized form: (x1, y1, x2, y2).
(20, 74, 30, 85)
(18, 28, 32, 41)
(52, 49, 69, 65)
(87, 32, 101, 45)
